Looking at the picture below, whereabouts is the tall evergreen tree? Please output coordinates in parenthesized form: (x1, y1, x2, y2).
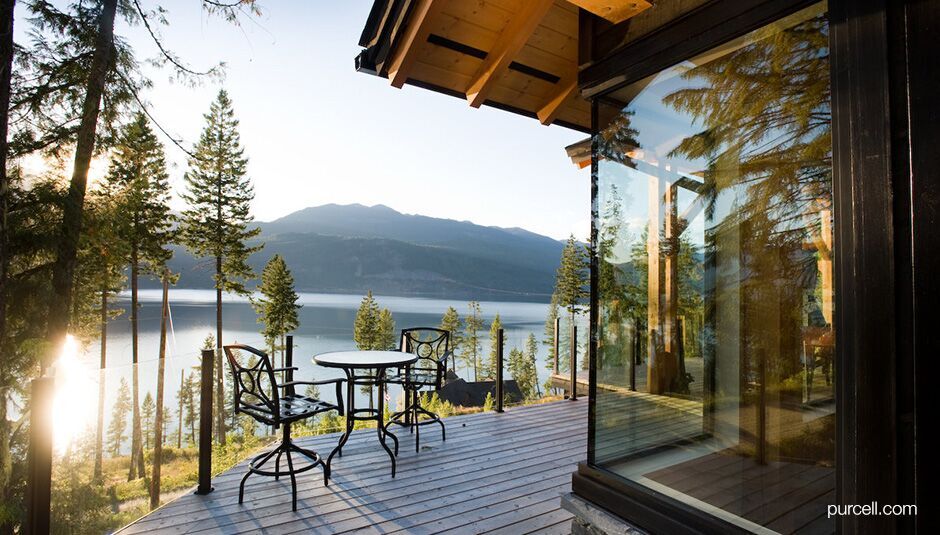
(100, 112, 174, 480)
(543, 292, 560, 373)
(556, 235, 589, 321)
(462, 301, 483, 381)
(353, 291, 380, 351)
(253, 254, 300, 366)
(507, 340, 538, 401)
(439, 306, 462, 373)
(376, 308, 396, 351)
(525, 333, 541, 398)
(352, 291, 395, 407)
(555, 235, 589, 373)
(107, 378, 131, 457)
(180, 89, 262, 445)
(180, 371, 199, 446)
(483, 313, 503, 380)
(141, 392, 155, 450)
(79, 189, 126, 481)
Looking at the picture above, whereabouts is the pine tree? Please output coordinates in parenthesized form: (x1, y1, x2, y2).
(351, 292, 396, 406)
(180, 89, 262, 446)
(107, 378, 131, 457)
(555, 236, 589, 374)
(439, 306, 462, 373)
(462, 302, 483, 381)
(524, 333, 541, 398)
(80, 189, 126, 481)
(141, 392, 155, 450)
(507, 347, 534, 400)
(353, 291, 380, 351)
(483, 313, 503, 380)
(101, 112, 174, 480)
(376, 308, 396, 351)
(181, 371, 199, 446)
(253, 254, 301, 365)
(543, 292, 560, 373)
(556, 235, 589, 321)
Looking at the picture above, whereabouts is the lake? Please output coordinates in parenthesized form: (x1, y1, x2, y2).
(83, 289, 584, 436)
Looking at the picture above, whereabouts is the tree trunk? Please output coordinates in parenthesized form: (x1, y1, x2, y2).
(94, 291, 108, 481)
(45, 0, 118, 369)
(177, 370, 183, 449)
(0, 5, 15, 532)
(129, 250, 144, 480)
(151, 273, 169, 509)
(215, 255, 225, 445)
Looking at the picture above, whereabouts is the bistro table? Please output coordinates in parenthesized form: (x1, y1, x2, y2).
(314, 350, 418, 477)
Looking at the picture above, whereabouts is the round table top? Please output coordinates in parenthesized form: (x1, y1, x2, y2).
(313, 350, 418, 369)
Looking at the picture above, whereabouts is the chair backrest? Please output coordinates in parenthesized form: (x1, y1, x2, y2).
(400, 328, 451, 384)
(223, 344, 281, 425)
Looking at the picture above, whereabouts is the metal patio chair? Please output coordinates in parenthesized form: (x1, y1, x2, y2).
(223, 344, 344, 511)
(386, 328, 451, 451)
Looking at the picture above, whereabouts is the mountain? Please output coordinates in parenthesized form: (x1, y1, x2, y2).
(157, 204, 566, 302)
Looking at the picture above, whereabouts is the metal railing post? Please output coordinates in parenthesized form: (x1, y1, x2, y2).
(285, 335, 294, 397)
(570, 324, 578, 401)
(495, 328, 504, 413)
(25, 376, 54, 534)
(195, 349, 214, 495)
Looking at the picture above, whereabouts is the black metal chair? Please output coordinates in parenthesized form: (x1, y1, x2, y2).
(224, 344, 344, 511)
(386, 328, 451, 451)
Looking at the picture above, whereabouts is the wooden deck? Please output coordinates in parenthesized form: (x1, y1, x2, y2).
(119, 400, 587, 535)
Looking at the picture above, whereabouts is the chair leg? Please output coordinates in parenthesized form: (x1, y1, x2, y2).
(238, 471, 251, 504)
(285, 448, 297, 512)
(274, 450, 283, 481)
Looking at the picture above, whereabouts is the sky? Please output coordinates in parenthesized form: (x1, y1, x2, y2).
(19, 1, 591, 240)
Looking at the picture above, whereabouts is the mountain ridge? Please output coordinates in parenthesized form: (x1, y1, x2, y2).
(155, 204, 565, 303)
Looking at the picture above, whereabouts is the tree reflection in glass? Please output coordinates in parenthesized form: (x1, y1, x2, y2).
(592, 4, 834, 532)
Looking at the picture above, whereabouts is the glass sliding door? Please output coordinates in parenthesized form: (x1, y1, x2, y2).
(591, 3, 834, 533)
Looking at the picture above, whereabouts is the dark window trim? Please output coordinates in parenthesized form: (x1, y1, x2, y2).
(578, 0, 819, 98)
(582, 0, 916, 533)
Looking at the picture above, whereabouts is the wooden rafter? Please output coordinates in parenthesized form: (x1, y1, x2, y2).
(566, 0, 651, 24)
(465, 0, 555, 108)
(537, 69, 577, 125)
(386, 0, 443, 88)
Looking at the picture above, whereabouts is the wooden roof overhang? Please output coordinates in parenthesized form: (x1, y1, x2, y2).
(355, 0, 652, 134)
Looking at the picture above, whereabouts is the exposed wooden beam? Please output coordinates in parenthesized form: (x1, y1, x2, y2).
(386, 0, 442, 89)
(566, 0, 651, 24)
(537, 69, 577, 125)
(465, 0, 555, 108)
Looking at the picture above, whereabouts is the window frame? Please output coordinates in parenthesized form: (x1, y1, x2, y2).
(579, 0, 913, 533)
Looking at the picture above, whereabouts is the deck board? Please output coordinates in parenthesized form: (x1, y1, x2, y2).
(119, 401, 587, 535)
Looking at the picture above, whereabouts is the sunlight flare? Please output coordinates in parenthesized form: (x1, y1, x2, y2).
(52, 335, 96, 454)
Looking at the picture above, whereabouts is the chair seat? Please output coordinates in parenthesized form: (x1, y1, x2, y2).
(241, 394, 338, 425)
(386, 371, 437, 387)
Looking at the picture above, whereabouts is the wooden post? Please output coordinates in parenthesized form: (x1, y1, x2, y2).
(195, 349, 214, 495)
(570, 324, 578, 401)
(25, 376, 54, 534)
(495, 328, 504, 413)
